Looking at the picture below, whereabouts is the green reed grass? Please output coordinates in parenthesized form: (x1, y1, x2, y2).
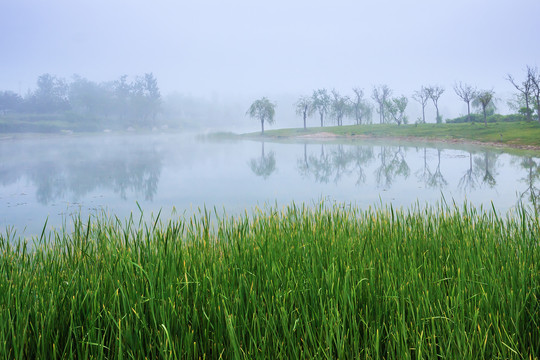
(1, 202, 539, 359)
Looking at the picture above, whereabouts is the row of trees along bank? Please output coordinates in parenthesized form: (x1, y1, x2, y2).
(247, 66, 540, 134)
(0, 73, 161, 128)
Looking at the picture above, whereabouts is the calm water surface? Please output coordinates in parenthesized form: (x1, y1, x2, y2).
(1, 133, 539, 236)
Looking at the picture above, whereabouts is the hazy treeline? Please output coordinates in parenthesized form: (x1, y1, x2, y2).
(287, 65, 540, 129)
(296, 67, 540, 128)
(245, 66, 539, 134)
(2, 66, 539, 132)
(0, 73, 249, 132)
(0, 73, 161, 126)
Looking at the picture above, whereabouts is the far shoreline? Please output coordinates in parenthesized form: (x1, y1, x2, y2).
(235, 122, 540, 154)
(292, 131, 540, 152)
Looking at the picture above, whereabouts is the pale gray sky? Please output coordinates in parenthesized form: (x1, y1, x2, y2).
(1, 0, 539, 115)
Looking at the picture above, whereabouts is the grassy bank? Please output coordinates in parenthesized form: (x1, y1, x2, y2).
(1, 203, 539, 359)
(0, 114, 104, 133)
(249, 121, 540, 149)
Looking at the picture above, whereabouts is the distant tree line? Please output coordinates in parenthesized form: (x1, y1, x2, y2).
(247, 65, 540, 133)
(0, 73, 161, 127)
(291, 83, 502, 129)
(287, 84, 456, 129)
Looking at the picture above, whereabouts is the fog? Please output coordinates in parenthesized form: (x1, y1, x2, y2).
(2, 0, 540, 130)
(2, 132, 539, 234)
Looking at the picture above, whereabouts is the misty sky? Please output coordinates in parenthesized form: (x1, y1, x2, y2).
(1, 0, 539, 104)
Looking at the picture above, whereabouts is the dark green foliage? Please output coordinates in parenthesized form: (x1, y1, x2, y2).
(0, 91, 23, 114)
(26, 74, 71, 114)
(447, 113, 525, 124)
(0, 73, 162, 131)
(1, 203, 539, 358)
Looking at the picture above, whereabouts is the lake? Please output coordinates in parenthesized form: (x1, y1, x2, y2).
(1, 132, 538, 236)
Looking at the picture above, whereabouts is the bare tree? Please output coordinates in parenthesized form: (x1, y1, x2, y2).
(475, 90, 495, 127)
(330, 89, 350, 126)
(312, 88, 331, 127)
(454, 82, 477, 123)
(412, 86, 430, 124)
(351, 88, 372, 125)
(507, 67, 534, 122)
(426, 85, 445, 123)
(295, 96, 314, 129)
(529, 67, 540, 123)
(372, 85, 392, 124)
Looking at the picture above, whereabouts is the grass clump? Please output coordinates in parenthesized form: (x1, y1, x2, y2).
(1, 202, 539, 359)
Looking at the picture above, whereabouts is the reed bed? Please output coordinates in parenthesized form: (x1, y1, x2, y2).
(0, 202, 539, 359)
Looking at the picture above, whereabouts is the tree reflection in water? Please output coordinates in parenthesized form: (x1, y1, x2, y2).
(415, 147, 447, 189)
(349, 146, 375, 185)
(32, 149, 161, 204)
(249, 142, 276, 179)
(298, 144, 333, 183)
(331, 145, 351, 183)
(416, 147, 431, 186)
(458, 152, 478, 192)
(374, 146, 410, 188)
(458, 151, 499, 193)
(426, 149, 447, 189)
(474, 151, 498, 188)
(519, 157, 540, 210)
(297, 143, 375, 184)
(0, 138, 162, 204)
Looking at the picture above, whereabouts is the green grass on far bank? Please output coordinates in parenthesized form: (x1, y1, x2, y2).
(249, 121, 540, 149)
(0, 114, 182, 134)
(0, 115, 101, 133)
(1, 202, 539, 359)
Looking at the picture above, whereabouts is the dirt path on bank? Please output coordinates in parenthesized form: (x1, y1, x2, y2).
(293, 132, 540, 151)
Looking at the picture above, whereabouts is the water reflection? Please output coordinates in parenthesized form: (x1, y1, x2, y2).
(2, 134, 540, 235)
(298, 144, 333, 183)
(457, 151, 499, 192)
(459, 152, 477, 191)
(519, 157, 540, 208)
(293, 141, 538, 210)
(349, 146, 375, 185)
(476, 152, 498, 188)
(298, 144, 376, 184)
(416, 148, 430, 186)
(294, 142, 523, 195)
(0, 136, 162, 204)
(375, 146, 410, 187)
(249, 142, 276, 179)
(427, 149, 447, 189)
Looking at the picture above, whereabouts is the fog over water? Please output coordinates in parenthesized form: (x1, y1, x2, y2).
(1, 133, 539, 236)
(2, 1, 540, 127)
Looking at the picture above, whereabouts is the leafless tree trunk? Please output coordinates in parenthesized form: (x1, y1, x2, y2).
(426, 86, 444, 123)
(529, 67, 540, 123)
(412, 86, 430, 123)
(372, 85, 392, 124)
(454, 82, 477, 123)
(507, 68, 534, 122)
(352, 88, 365, 125)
